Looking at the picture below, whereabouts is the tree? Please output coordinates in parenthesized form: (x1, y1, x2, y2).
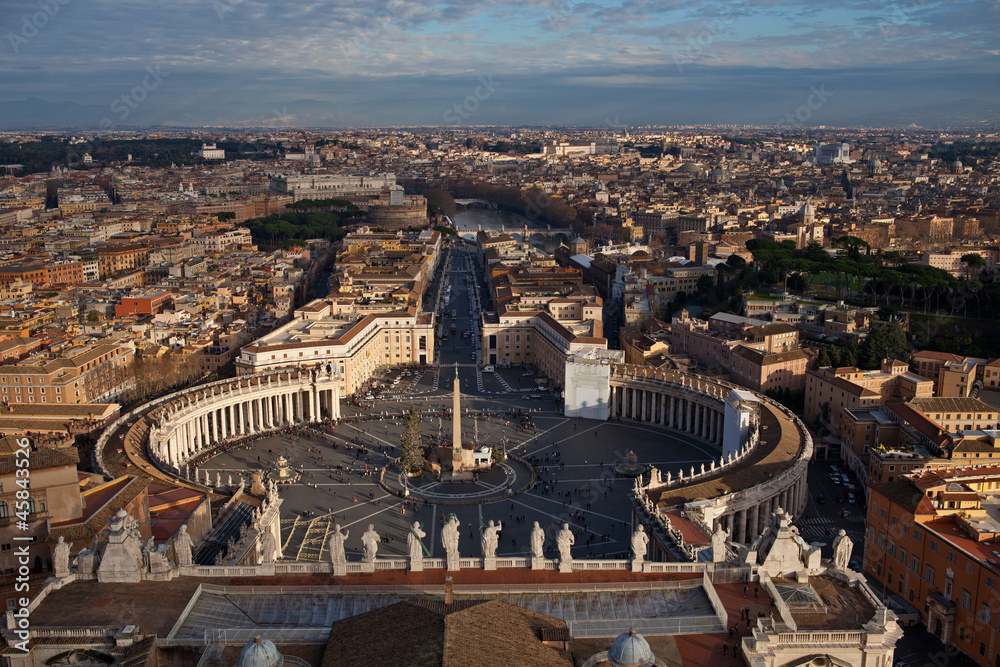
(961, 253, 987, 281)
(817, 348, 832, 367)
(858, 320, 910, 370)
(86, 310, 100, 322)
(399, 403, 425, 473)
(696, 274, 714, 295)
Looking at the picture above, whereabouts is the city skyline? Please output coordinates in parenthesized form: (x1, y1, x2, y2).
(1, 0, 998, 128)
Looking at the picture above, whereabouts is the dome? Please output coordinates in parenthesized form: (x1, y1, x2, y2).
(608, 630, 655, 667)
(800, 202, 815, 215)
(869, 157, 881, 167)
(236, 636, 283, 667)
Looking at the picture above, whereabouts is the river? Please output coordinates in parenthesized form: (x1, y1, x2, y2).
(451, 208, 552, 234)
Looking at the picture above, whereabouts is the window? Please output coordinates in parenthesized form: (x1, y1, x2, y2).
(946, 550, 955, 563)
(925, 565, 935, 584)
(982, 604, 993, 624)
(930, 539, 937, 552)
(987, 576, 995, 589)
(0, 501, 6, 519)
(960, 589, 972, 610)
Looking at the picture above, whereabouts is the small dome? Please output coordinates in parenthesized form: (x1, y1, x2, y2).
(800, 202, 815, 215)
(608, 630, 655, 667)
(236, 636, 283, 667)
(869, 157, 881, 167)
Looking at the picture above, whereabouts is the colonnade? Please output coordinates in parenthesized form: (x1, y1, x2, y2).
(711, 474, 809, 544)
(609, 383, 724, 447)
(149, 370, 341, 469)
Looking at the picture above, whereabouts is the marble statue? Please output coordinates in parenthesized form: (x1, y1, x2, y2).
(175, 525, 195, 567)
(408, 521, 426, 567)
(361, 524, 380, 562)
(631, 525, 648, 563)
(711, 524, 729, 563)
(481, 520, 502, 559)
(530, 521, 545, 559)
(329, 524, 348, 570)
(53, 536, 72, 578)
(832, 529, 853, 571)
(556, 523, 575, 563)
(260, 529, 277, 564)
(442, 516, 461, 569)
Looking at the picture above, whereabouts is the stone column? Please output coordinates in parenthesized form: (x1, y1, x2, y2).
(311, 386, 320, 422)
(639, 390, 645, 422)
(196, 414, 205, 451)
(686, 399, 693, 434)
(749, 503, 759, 539)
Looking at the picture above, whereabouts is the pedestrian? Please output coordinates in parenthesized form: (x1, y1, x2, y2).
(743, 584, 747, 598)
(722, 643, 728, 656)
(754, 586, 759, 599)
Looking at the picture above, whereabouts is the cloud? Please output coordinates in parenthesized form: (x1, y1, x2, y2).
(0, 0, 996, 126)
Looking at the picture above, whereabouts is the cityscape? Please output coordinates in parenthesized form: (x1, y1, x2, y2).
(0, 1, 999, 667)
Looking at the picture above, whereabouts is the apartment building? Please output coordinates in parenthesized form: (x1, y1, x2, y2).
(94, 244, 151, 279)
(0, 340, 135, 405)
(730, 346, 812, 393)
(866, 468, 1000, 666)
(804, 360, 934, 437)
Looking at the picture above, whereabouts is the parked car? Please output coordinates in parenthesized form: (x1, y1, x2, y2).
(847, 492, 856, 504)
(483, 365, 495, 373)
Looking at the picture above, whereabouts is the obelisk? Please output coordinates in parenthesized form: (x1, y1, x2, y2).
(452, 363, 461, 457)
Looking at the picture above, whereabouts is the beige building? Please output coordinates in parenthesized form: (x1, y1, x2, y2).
(804, 360, 934, 437)
(481, 309, 607, 386)
(730, 346, 812, 394)
(0, 340, 135, 405)
(235, 303, 435, 396)
(0, 439, 80, 576)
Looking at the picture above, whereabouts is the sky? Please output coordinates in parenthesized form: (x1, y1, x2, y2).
(1, 0, 998, 128)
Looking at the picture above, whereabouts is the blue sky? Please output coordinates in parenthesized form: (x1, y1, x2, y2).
(1, 0, 997, 127)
